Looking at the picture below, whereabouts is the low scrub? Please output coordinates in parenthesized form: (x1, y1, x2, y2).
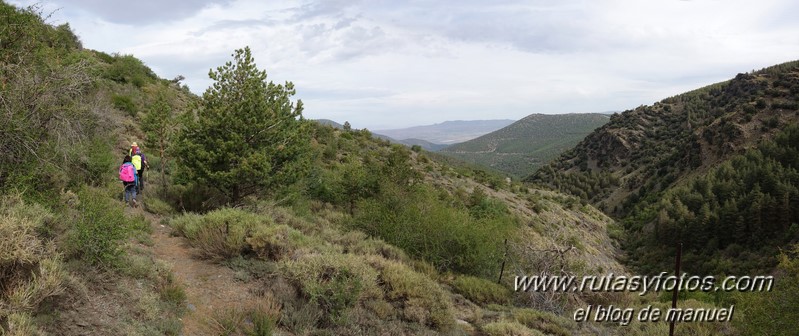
(170, 208, 264, 259)
(0, 196, 70, 335)
(143, 196, 174, 216)
(67, 189, 130, 267)
(246, 224, 312, 261)
(368, 256, 455, 331)
(206, 298, 280, 336)
(512, 308, 576, 336)
(280, 253, 381, 327)
(354, 183, 516, 278)
(482, 321, 544, 336)
(452, 275, 511, 305)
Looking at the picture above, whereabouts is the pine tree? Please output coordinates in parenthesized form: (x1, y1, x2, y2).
(174, 47, 309, 204)
(142, 89, 175, 188)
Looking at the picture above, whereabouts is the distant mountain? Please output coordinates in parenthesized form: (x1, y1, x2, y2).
(314, 119, 344, 129)
(374, 120, 515, 145)
(398, 138, 449, 151)
(439, 114, 609, 177)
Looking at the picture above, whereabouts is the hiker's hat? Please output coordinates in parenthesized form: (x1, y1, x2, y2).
(131, 142, 138, 147)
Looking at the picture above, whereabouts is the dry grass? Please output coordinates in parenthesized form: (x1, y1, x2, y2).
(170, 208, 265, 259)
(204, 296, 281, 336)
(512, 308, 576, 336)
(0, 196, 70, 334)
(482, 321, 544, 336)
(451, 275, 511, 305)
(367, 256, 455, 331)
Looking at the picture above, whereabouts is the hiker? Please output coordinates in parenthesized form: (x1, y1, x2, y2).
(119, 155, 138, 207)
(129, 142, 149, 192)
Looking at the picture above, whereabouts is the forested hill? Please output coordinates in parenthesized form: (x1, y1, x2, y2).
(440, 113, 609, 177)
(527, 61, 799, 275)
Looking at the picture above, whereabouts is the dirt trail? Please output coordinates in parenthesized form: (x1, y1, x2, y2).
(143, 212, 259, 335)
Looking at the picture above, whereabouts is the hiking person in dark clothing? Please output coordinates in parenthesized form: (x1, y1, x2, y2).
(129, 142, 149, 192)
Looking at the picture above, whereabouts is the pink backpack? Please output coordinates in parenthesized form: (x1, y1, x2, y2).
(119, 163, 136, 182)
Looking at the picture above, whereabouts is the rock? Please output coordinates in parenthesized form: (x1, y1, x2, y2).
(456, 319, 475, 334)
(187, 303, 196, 312)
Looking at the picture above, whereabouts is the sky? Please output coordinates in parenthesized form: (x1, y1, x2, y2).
(9, 0, 799, 129)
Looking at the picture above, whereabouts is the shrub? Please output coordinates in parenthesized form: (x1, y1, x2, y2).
(206, 298, 280, 336)
(354, 184, 515, 277)
(103, 54, 155, 87)
(482, 321, 543, 336)
(170, 208, 263, 259)
(143, 196, 174, 216)
(0, 196, 69, 329)
(111, 94, 136, 117)
(67, 189, 129, 267)
(512, 308, 576, 336)
(279, 253, 380, 327)
(367, 256, 455, 331)
(246, 224, 310, 261)
(78, 136, 115, 187)
(279, 298, 322, 335)
(452, 275, 511, 305)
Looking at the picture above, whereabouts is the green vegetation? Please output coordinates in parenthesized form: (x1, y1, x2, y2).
(8, 1, 786, 334)
(530, 61, 799, 277)
(441, 113, 609, 177)
(452, 275, 512, 305)
(627, 124, 799, 274)
(526, 60, 799, 334)
(353, 183, 516, 277)
(0, 3, 192, 334)
(173, 47, 309, 205)
(732, 244, 799, 335)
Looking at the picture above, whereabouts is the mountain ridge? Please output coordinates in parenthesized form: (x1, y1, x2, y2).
(440, 113, 609, 177)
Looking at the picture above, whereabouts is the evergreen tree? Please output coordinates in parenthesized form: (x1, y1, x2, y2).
(174, 47, 309, 204)
(142, 89, 176, 187)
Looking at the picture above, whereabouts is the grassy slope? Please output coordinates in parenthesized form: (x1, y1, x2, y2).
(0, 3, 196, 334)
(441, 114, 609, 177)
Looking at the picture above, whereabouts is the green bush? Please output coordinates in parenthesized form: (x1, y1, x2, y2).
(104, 54, 156, 87)
(68, 188, 129, 266)
(112, 94, 136, 117)
(512, 308, 576, 336)
(143, 196, 174, 216)
(482, 321, 543, 336)
(368, 256, 455, 331)
(733, 244, 799, 335)
(0, 195, 69, 320)
(354, 183, 515, 277)
(452, 275, 511, 305)
(170, 208, 264, 259)
(279, 253, 380, 326)
(246, 224, 311, 261)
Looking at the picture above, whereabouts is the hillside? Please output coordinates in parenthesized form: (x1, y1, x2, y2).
(0, 3, 630, 335)
(374, 119, 515, 145)
(527, 61, 799, 275)
(440, 113, 609, 177)
(3, 2, 793, 335)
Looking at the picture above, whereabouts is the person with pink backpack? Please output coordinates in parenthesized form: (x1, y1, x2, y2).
(119, 155, 139, 207)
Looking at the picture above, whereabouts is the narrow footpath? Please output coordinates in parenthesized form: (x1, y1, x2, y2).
(143, 212, 260, 335)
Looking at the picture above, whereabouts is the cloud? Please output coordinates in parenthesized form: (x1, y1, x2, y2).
(8, 0, 799, 129)
(51, 0, 233, 25)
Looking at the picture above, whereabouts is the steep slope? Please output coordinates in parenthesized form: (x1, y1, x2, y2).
(441, 113, 609, 177)
(527, 61, 799, 274)
(374, 119, 515, 145)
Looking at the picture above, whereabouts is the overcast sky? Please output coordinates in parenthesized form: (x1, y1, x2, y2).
(9, 0, 799, 129)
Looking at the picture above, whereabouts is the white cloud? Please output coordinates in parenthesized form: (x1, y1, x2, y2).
(9, 0, 799, 128)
